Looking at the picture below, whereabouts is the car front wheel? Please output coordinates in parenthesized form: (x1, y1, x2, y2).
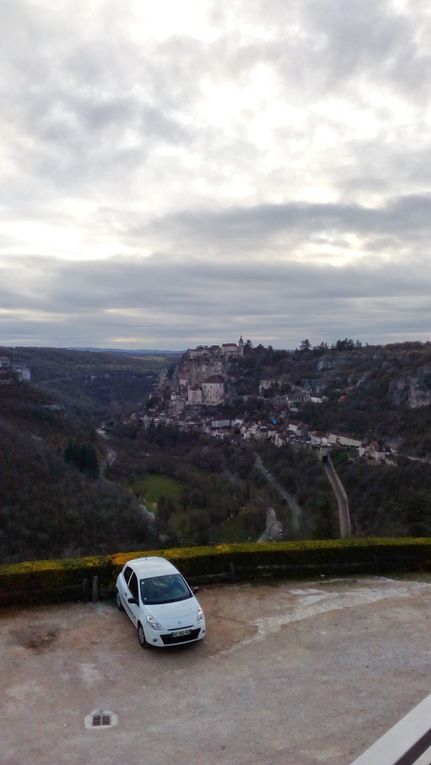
(137, 623, 149, 649)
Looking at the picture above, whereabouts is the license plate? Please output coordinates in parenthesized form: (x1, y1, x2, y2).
(171, 629, 191, 637)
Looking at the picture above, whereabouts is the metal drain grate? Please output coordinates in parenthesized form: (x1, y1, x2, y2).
(84, 710, 118, 730)
(92, 713, 111, 727)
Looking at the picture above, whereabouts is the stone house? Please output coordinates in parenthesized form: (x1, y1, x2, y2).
(187, 385, 203, 405)
(202, 375, 225, 405)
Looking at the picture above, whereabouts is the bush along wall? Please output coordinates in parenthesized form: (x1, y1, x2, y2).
(1, 537, 431, 606)
(0, 555, 112, 606)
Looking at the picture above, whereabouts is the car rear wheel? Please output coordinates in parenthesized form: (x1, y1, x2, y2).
(116, 591, 124, 611)
(137, 623, 149, 649)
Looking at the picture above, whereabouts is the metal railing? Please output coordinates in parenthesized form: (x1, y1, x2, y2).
(349, 693, 431, 765)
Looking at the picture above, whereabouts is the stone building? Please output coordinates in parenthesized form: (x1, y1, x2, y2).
(187, 385, 203, 405)
(221, 337, 244, 358)
(202, 375, 225, 405)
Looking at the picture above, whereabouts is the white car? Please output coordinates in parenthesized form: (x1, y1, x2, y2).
(115, 556, 206, 648)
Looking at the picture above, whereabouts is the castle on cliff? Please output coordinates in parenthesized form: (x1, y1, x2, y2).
(163, 338, 245, 411)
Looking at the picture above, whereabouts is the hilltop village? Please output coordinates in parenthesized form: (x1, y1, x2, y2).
(131, 338, 392, 464)
(165, 337, 246, 409)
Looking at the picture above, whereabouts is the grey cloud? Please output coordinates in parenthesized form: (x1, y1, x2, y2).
(289, 0, 430, 97)
(36, 91, 188, 144)
(217, 0, 431, 109)
(305, 0, 412, 70)
(1, 1, 431, 348)
(5, 87, 188, 192)
(41, 254, 431, 311)
(144, 194, 431, 253)
(1, 4, 195, 196)
(0, 250, 430, 349)
(337, 139, 431, 204)
(2, 0, 430, 207)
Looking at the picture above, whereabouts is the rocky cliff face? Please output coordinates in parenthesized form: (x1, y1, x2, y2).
(306, 351, 378, 395)
(172, 342, 431, 414)
(389, 364, 431, 408)
(175, 355, 225, 386)
(313, 348, 431, 409)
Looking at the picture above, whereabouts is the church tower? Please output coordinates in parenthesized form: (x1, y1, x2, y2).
(238, 336, 244, 356)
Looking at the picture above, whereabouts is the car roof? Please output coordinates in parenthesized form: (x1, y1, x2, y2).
(125, 556, 179, 579)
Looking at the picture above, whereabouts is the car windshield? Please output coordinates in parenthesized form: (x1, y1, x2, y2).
(139, 574, 193, 605)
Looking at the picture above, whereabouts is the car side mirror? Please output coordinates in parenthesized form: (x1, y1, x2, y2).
(192, 586, 201, 594)
(128, 596, 138, 605)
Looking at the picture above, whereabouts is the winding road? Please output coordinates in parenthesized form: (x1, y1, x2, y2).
(258, 506, 284, 542)
(255, 454, 301, 533)
(320, 451, 352, 537)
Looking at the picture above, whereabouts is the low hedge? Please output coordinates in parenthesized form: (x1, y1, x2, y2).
(1, 537, 431, 606)
(0, 555, 112, 606)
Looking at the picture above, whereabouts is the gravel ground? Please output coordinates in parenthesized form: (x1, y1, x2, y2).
(1, 574, 431, 765)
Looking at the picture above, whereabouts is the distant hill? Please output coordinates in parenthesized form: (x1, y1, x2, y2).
(225, 340, 431, 455)
(144, 339, 431, 539)
(68, 347, 183, 356)
(0, 346, 180, 423)
(0, 351, 164, 562)
(3, 339, 431, 563)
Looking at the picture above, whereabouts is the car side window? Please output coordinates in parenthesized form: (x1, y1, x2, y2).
(129, 573, 139, 601)
(123, 566, 133, 585)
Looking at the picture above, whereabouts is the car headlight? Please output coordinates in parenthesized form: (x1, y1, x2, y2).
(197, 606, 204, 622)
(146, 614, 164, 630)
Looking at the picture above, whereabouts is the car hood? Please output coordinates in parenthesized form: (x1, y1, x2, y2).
(145, 597, 199, 629)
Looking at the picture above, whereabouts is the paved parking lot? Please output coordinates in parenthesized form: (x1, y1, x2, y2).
(1, 575, 431, 765)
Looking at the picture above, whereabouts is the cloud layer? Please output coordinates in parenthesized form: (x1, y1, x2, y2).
(1, 0, 431, 348)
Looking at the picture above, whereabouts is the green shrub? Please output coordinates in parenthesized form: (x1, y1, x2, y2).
(1, 538, 431, 606)
(0, 555, 110, 605)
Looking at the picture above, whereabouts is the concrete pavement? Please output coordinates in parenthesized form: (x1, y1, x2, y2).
(1, 575, 431, 765)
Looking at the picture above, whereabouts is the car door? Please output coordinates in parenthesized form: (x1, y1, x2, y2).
(125, 572, 140, 627)
(119, 566, 135, 624)
(118, 565, 132, 602)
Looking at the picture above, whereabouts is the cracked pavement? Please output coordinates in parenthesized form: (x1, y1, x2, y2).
(1, 575, 431, 765)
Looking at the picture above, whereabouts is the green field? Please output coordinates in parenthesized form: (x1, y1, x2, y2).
(133, 475, 185, 512)
(211, 516, 250, 543)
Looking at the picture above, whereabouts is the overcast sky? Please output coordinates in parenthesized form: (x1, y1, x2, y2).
(1, 0, 431, 350)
